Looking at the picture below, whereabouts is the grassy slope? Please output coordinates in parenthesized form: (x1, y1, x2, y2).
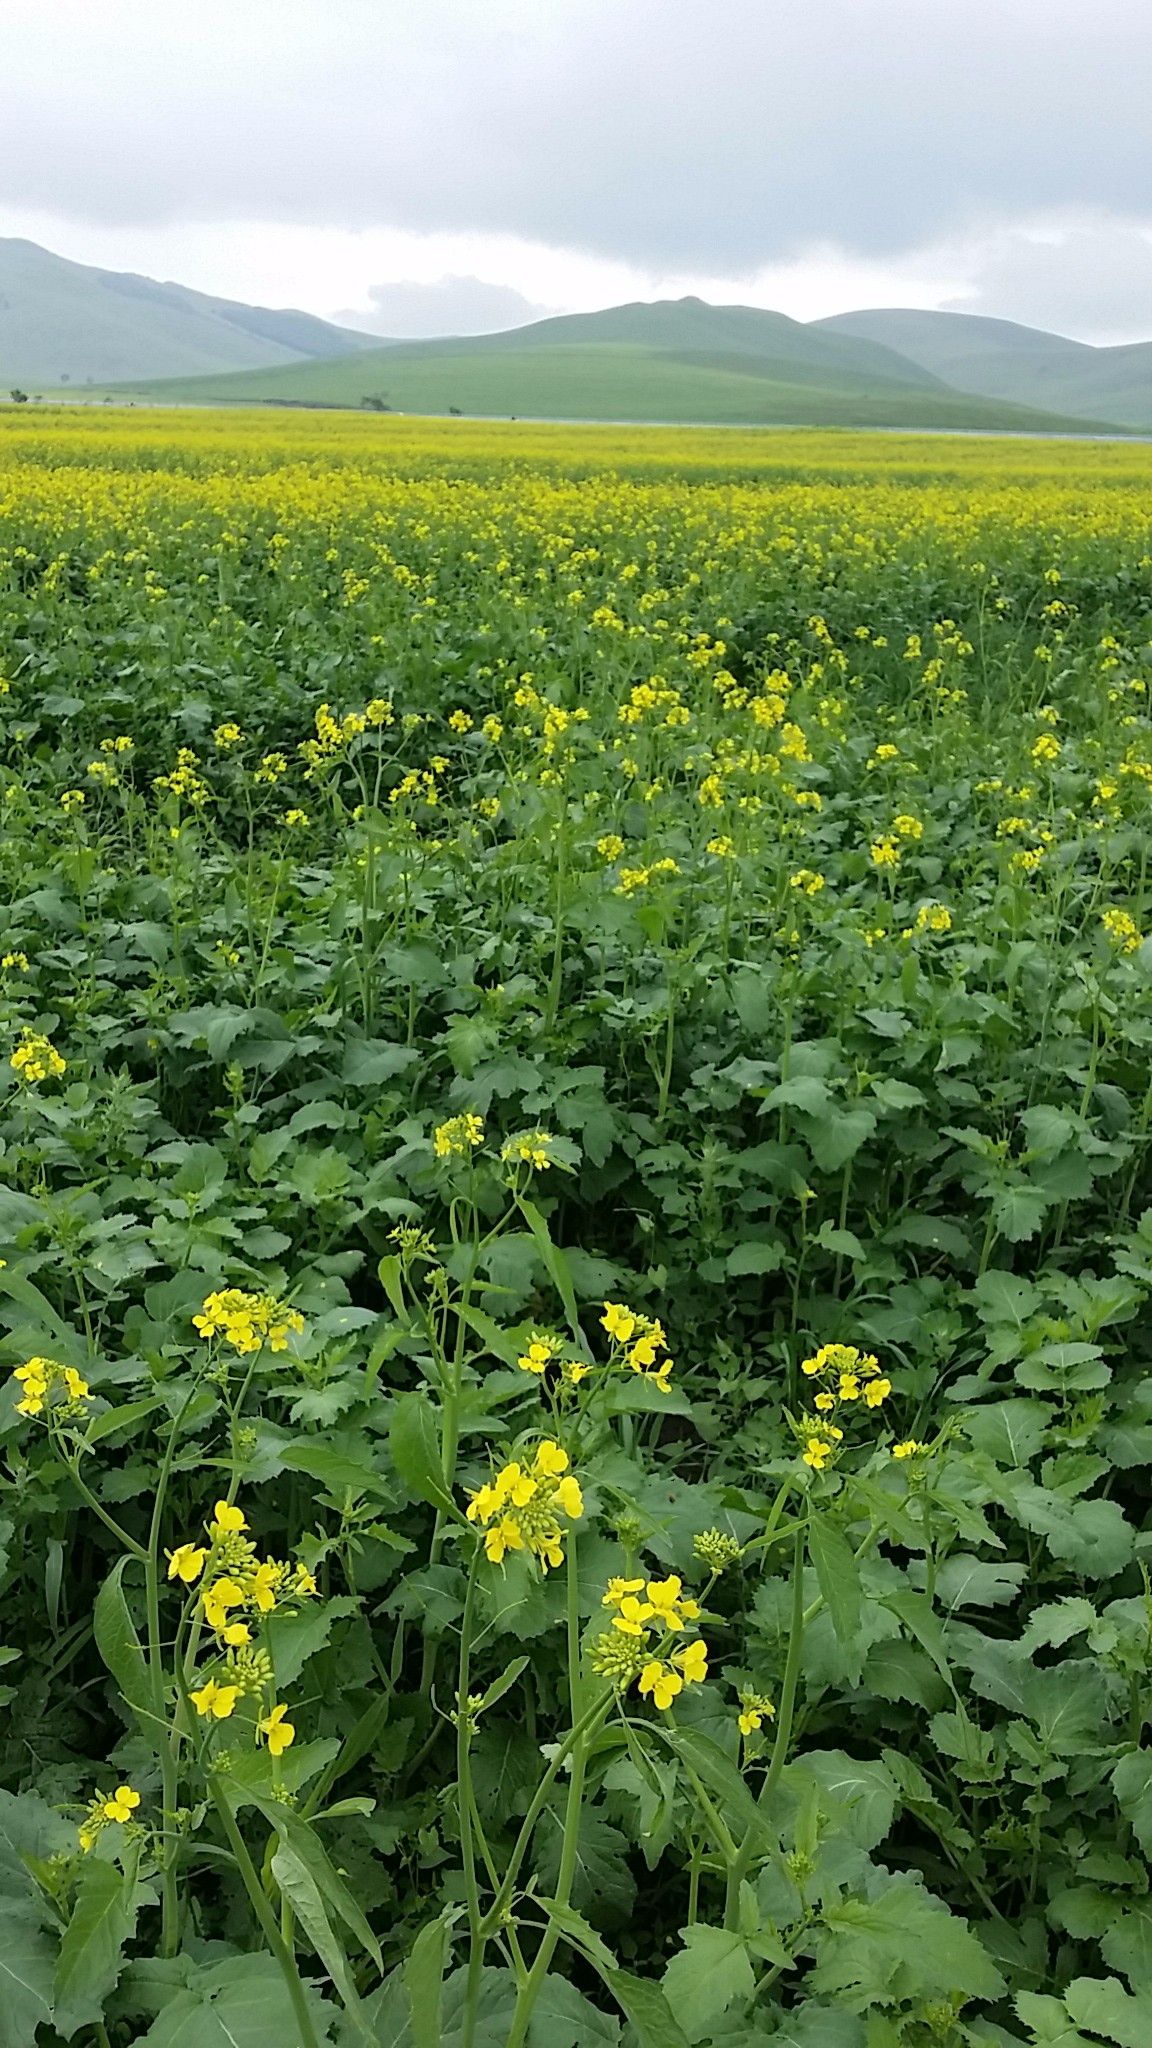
(96, 334, 1106, 434)
(0, 238, 373, 387)
(819, 310, 1152, 430)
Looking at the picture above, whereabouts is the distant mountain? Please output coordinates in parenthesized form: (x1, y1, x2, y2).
(0, 238, 375, 386)
(89, 296, 1109, 434)
(817, 309, 1152, 430)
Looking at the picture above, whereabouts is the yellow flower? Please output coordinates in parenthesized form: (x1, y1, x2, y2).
(259, 1702, 296, 1756)
(893, 1439, 926, 1460)
(210, 1500, 247, 1536)
(10, 1028, 66, 1085)
(282, 808, 309, 828)
(864, 1377, 892, 1408)
(166, 1543, 207, 1584)
(466, 1441, 583, 1572)
(433, 1112, 485, 1159)
(202, 1577, 245, 1632)
(190, 1677, 241, 1719)
(502, 1129, 555, 1172)
(101, 1785, 140, 1824)
(789, 868, 825, 895)
(1102, 908, 1141, 954)
(611, 1595, 653, 1637)
(601, 1302, 637, 1344)
(603, 1576, 646, 1608)
(737, 1691, 775, 1736)
(673, 1638, 708, 1685)
(869, 836, 900, 869)
(639, 1660, 683, 1711)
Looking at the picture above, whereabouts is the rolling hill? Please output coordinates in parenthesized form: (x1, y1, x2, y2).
(89, 297, 1108, 433)
(0, 238, 375, 386)
(817, 309, 1152, 430)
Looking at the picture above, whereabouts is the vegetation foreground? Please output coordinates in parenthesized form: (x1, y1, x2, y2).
(3, 408, 1152, 2047)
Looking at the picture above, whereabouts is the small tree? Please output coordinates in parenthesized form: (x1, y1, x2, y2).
(360, 395, 391, 412)
(9, 389, 28, 405)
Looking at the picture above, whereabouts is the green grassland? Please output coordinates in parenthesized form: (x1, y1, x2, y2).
(87, 298, 1112, 432)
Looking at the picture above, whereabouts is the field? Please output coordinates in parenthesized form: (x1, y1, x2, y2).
(72, 297, 1105, 435)
(4, 405, 1152, 2048)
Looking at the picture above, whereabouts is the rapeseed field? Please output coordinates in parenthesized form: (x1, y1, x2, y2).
(3, 407, 1152, 2047)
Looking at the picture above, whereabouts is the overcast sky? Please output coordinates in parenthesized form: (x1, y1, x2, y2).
(1, 0, 1151, 341)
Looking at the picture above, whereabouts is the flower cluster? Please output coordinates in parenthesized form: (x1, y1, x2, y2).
(737, 1690, 776, 1737)
(592, 1574, 709, 1711)
(10, 1028, 65, 1085)
(78, 1783, 141, 1854)
(517, 1331, 590, 1388)
(11, 1355, 91, 1420)
(168, 1500, 315, 1740)
(797, 1342, 892, 1470)
(600, 1301, 674, 1394)
(501, 1128, 555, 1172)
(433, 1112, 485, 1159)
(1102, 907, 1142, 954)
(192, 1288, 305, 1355)
(466, 1441, 583, 1569)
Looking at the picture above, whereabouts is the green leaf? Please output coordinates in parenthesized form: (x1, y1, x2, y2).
(661, 1926, 754, 2044)
(405, 1915, 450, 2048)
(55, 1856, 137, 2035)
(271, 1841, 366, 2028)
(234, 1790, 381, 1971)
(93, 1557, 157, 1747)
(518, 1198, 581, 1340)
(1113, 1753, 1152, 1858)
(389, 1392, 455, 1515)
(808, 1515, 863, 1658)
(810, 1874, 1005, 2004)
(605, 1969, 691, 2048)
(136, 1952, 335, 2047)
(0, 1900, 56, 2047)
(1063, 1975, 1152, 2046)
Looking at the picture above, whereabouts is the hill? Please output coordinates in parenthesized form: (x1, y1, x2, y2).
(817, 309, 1152, 430)
(0, 238, 375, 387)
(91, 297, 1108, 433)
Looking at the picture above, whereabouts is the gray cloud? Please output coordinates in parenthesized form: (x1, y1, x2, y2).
(943, 215, 1152, 345)
(338, 275, 549, 338)
(2, 0, 1151, 273)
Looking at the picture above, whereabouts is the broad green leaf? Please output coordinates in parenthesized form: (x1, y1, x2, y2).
(0, 1900, 56, 2047)
(808, 1515, 863, 1657)
(55, 1856, 138, 2035)
(605, 1968, 690, 2048)
(661, 1926, 754, 2044)
(136, 1952, 335, 2047)
(1063, 1975, 1152, 2046)
(404, 1915, 450, 2048)
(518, 1197, 582, 1339)
(388, 1391, 455, 1514)
(272, 1841, 365, 2028)
(93, 1557, 157, 1746)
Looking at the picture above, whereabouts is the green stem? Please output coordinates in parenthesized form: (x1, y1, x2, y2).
(724, 1524, 806, 1927)
(210, 1779, 321, 2048)
(504, 1546, 588, 2048)
(458, 1558, 485, 2048)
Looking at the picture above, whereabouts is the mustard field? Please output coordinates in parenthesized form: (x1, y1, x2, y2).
(3, 408, 1152, 2048)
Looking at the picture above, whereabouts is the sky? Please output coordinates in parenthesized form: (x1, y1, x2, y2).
(1, 0, 1151, 343)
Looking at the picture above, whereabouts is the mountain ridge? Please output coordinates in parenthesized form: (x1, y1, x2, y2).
(0, 236, 375, 386)
(76, 294, 1121, 435)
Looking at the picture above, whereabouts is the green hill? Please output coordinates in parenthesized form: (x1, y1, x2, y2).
(92, 298, 1109, 433)
(818, 309, 1152, 431)
(0, 238, 375, 387)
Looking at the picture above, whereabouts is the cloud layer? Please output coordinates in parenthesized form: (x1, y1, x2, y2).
(2, 2, 1151, 341)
